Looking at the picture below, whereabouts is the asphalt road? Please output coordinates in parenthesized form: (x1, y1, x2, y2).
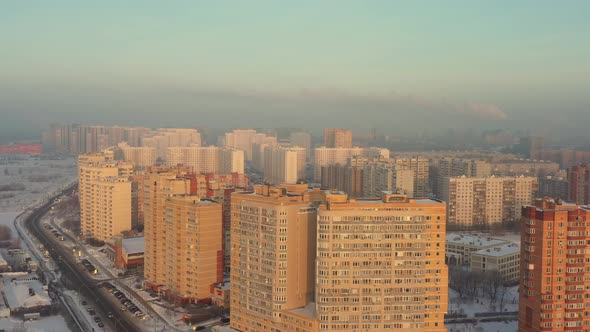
(23, 185, 139, 332)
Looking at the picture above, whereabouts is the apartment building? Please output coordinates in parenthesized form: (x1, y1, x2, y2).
(432, 158, 492, 198)
(142, 128, 201, 160)
(155, 196, 222, 303)
(568, 164, 590, 205)
(118, 142, 156, 168)
(471, 244, 520, 282)
(315, 192, 448, 331)
(393, 157, 430, 197)
(289, 131, 312, 159)
(519, 198, 590, 331)
(442, 176, 538, 228)
(166, 146, 244, 174)
(252, 136, 279, 172)
(324, 128, 352, 148)
(314, 147, 389, 181)
(320, 163, 364, 197)
(224, 129, 260, 161)
(78, 153, 134, 241)
(539, 174, 569, 200)
(362, 160, 416, 198)
(230, 185, 318, 332)
(143, 173, 192, 293)
(263, 145, 307, 185)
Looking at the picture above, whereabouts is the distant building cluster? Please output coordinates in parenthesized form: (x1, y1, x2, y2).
(55, 124, 590, 331)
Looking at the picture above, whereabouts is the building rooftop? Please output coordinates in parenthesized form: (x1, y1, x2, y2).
(122, 237, 144, 254)
(288, 302, 317, 319)
(473, 244, 520, 257)
(446, 233, 510, 248)
(2, 273, 51, 310)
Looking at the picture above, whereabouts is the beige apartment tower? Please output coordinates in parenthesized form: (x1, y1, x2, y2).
(315, 192, 448, 331)
(78, 153, 133, 241)
(230, 185, 318, 332)
(143, 173, 223, 302)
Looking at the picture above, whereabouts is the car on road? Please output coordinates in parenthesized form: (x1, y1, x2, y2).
(120, 306, 126, 311)
(81, 300, 87, 305)
(94, 317, 101, 323)
(107, 312, 114, 319)
(98, 322, 104, 328)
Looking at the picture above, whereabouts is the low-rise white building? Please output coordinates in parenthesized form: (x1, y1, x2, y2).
(471, 244, 520, 282)
(446, 233, 511, 265)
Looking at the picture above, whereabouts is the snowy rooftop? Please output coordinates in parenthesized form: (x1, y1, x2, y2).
(2, 274, 51, 310)
(473, 244, 520, 257)
(288, 302, 317, 319)
(446, 233, 510, 248)
(122, 237, 144, 254)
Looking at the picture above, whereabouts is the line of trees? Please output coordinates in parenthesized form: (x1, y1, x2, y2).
(449, 267, 515, 313)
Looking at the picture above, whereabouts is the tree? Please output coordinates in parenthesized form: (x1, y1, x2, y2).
(482, 270, 504, 307)
(0, 225, 12, 241)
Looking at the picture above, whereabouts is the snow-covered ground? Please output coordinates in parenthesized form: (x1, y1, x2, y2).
(448, 287, 519, 317)
(0, 315, 73, 332)
(447, 287, 519, 332)
(0, 156, 77, 213)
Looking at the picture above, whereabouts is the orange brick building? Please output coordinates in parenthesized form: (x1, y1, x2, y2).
(520, 198, 590, 331)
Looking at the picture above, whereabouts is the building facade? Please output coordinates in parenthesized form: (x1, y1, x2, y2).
(230, 185, 318, 332)
(324, 128, 352, 148)
(316, 192, 448, 331)
(568, 164, 590, 205)
(166, 146, 244, 174)
(78, 153, 133, 241)
(442, 176, 538, 228)
(520, 198, 590, 331)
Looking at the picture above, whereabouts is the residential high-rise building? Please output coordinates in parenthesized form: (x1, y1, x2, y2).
(143, 174, 191, 294)
(324, 128, 352, 148)
(78, 153, 134, 241)
(320, 163, 364, 197)
(432, 158, 492, 198)
(314, 147, 389, 182)
(442, 176, 538, 228)
(568, 164, 590, 205)
(145, 194, 222, 303)
(539, 174, 569, 200)
(289, 132, 312, 159)
(230, 185, 318, 332)
(252, 136, 279, 172)
(363, 160, 416, 198)
(142, 128, 201, 160)
(394, 157, 430, 197)
(118, 143, 156, 168)
(520, 198, 590, 331)
(263, 146, 307, 184)
(166, 146, 244, 174)
(315, 192, 448, 331)
(224, 129, 259, 161)
(519, 136, 544, 160)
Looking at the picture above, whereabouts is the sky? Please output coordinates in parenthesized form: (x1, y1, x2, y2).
(1, 1, 589, 139)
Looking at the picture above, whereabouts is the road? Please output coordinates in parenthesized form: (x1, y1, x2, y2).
(21, 184, 140, 332)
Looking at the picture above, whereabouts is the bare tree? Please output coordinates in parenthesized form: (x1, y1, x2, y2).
(0, 224, 12, 241)
(482, 270, 504, 307)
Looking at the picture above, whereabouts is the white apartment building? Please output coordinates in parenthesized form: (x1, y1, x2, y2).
(166, 146, 244, 174)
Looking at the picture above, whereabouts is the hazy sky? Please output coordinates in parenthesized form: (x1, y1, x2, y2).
(1, 1, 589, 137)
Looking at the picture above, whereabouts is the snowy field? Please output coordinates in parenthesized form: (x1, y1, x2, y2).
(0, 315, 73, 332)
(0, 155, 77, 213)
(447, 287, 519, 332)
